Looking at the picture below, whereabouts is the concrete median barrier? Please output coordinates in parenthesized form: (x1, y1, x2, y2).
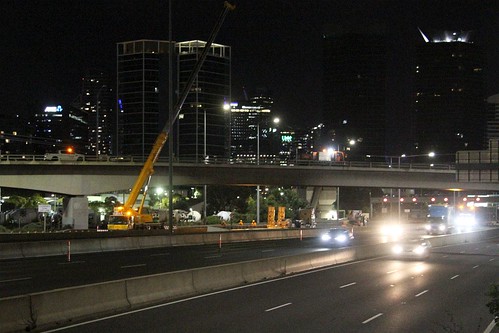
(21, 240, 67, 258)
(126, 270, 195, 306)
(192, 263, 246, 292)
(0, 295, 32, 333)
(0, 242, 24, 259)
(31, 280, 129, 330)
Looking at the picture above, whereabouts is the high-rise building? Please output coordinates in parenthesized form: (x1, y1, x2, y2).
(80, 71, 114, 155)
(176, 40, 231, 161)
(486, 94, 499, 143)
(33, 104, 88, 154)
(322, 24, 387, 159)
(413, 29, 486, 160)
(230, 95, 279, 161)
(116, 40, 174, 159)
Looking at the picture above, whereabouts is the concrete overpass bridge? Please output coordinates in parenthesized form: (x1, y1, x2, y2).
(0, 155, 497, 195)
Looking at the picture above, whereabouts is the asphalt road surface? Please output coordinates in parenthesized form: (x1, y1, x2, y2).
(0, 225, 414, 297)
(43, 236, 498, 333)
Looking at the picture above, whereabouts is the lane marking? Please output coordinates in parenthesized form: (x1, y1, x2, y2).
(58, 261, 85, 265)
(261, 249, 275, 253)
(150, 253, 170, 257)
(120, 264, 146, 269)
(472, 265, 479, 269)
(484, 318, 498, 333)
(415, 290, 429, 297)
(489, 258, 495, 262)
(339, 282, 357, 289)
(450, 275, 459, 280)
(362, 313, 383, 324)
(386, 270, 398, 274)
(205, 255, 222, 259)
(265, 302, 292, 312)
(0, 277, 32, 283)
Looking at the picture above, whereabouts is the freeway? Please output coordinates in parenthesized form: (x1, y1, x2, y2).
(1, 224, 422, 298)
(44, 236, 499, 333)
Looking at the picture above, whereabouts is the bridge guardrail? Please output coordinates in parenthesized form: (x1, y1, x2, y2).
(0, 154, 456, 171)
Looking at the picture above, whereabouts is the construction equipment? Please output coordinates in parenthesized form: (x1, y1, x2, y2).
(108, 2, 235, 230)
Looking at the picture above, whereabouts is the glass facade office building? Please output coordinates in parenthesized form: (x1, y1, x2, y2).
(176, 40, 231, 161)
(414, 29, 486, 159)
(116, 40, 173, 159)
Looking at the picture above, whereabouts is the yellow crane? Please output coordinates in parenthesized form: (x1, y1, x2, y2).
(108, 1, 235, 230)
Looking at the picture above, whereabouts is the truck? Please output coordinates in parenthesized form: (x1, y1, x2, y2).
(107, 1, 235, 231)
(425, 204, 455, 235)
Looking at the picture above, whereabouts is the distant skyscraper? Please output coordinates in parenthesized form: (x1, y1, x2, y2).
(413, 29, 486, 159)
(33, 104, 88, 154)
(486, 94, 499, 142)
(230, 95, 278, 160)
(175, 40, 231, 161)
(322, 24, 387, 158)
(116, 40, 174, 158)
(80, 71, 114, 155)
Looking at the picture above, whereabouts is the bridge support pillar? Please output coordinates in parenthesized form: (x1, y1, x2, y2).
(300, 187, 339, 220)
(62, 196, 89, 229)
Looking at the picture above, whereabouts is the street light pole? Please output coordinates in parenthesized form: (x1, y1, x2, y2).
(256, 122, 260, 225)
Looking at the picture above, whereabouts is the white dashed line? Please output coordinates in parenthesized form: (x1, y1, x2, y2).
(150, 253, 171, 257)
(362, 313, 383, 324)
(472, 265, 479, 269)
(386, 270, 398, 274)
(339, 282, 357, 289)
(450, 275, 459, 280)
(265, 302, 292, 312)
(415, 290, 429, 297)
(0, 277, 32, 283)
(121, 264, 146, 269)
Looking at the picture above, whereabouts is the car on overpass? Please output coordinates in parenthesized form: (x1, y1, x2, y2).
(44, 149, 84, 161)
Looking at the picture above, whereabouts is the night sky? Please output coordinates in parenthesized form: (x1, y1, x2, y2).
(1, 0, 498, 129)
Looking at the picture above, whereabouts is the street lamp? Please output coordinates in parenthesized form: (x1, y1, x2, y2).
(256, 116, 280, 224)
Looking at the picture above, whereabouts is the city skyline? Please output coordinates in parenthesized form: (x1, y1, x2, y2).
(2, 1, 498, 130)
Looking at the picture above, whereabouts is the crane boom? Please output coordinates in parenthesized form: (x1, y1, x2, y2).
(109, 1, 235, 230)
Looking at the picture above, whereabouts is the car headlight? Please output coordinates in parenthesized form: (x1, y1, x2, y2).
(438, 224, 446, 231)
(321, 234, 331, 241)
(334, 234, 347, 242)
(392, 245, 403, 254)
(414, 246, 426, 255)
(425, 224, 431, 230)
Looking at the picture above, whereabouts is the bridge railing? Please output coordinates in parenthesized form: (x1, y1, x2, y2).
(0, 154, 456, 170)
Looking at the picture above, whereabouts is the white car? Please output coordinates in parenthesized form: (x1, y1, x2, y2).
(44, 150, 84, 161)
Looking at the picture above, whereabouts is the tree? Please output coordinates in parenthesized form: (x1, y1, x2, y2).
(247, 187, 308, 220)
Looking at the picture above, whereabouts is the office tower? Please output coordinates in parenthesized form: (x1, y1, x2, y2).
(80, 71, 114, 155)
(33, 104, 88, 154)
(116, 40, 174, 159)
(230, 95, 279, 160)
(0, 113, 31, 154)
(322, 24, 387, 159)
(413, 29, 486, 160)
(486, 94, 499, 142)
(176, 40, 231, 161)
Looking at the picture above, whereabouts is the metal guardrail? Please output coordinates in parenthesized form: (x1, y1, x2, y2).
(0, 154, 456, 171)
